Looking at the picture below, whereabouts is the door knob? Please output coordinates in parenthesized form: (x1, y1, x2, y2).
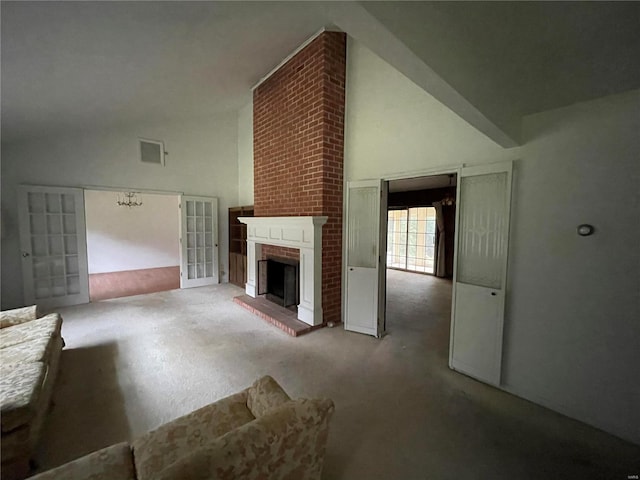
(491, 292, 497, 296)
(22, 252, 30, 258)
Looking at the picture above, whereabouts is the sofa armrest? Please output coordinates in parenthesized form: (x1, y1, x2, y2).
(154, 397, 335, 480)
(246, 375, 291, 418)
(0, 306, 40, 329)
(29, 442, 136, 480)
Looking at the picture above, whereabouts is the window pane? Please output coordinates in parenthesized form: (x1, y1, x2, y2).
(388, 206, 436, 274)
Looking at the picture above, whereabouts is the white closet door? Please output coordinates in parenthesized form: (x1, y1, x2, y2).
(344, 180, 387, 337)
(18, 185, 89, 308)
(180, 196, 218, 288)
(450, 161, 513, 386)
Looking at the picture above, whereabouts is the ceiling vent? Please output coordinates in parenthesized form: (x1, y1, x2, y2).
(139, 138, 165, 166)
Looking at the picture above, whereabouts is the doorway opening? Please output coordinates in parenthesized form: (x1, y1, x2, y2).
(384, 173, 457, 361)
(84, 189, 181, 301)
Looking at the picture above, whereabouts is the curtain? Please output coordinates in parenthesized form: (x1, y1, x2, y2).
(433, 201, 446, 277)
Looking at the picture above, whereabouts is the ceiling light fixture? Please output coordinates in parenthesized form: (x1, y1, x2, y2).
(117, 192, 143, 208)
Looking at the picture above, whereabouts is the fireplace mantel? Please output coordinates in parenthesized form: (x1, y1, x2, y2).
(238, 216, 328, 326)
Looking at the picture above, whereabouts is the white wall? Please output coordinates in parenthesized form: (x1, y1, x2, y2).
(344, 38, 640, 444)
(84, 190, 180, 274)
(1, 113, 238, 308)
(344, 39, 518, 180)
(505, 92, 640, 445)
(237, 101, 254, 206)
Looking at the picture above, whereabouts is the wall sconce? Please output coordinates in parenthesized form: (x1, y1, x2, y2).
(117, 192, 143, 208)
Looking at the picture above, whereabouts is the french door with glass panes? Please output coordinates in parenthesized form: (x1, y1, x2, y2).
(18, 186, 89, 308)
(180, 196, 218, 288)
(387, 207, 436, 274)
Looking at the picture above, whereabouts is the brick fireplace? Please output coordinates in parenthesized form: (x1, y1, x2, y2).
(250, 30, 346, 327)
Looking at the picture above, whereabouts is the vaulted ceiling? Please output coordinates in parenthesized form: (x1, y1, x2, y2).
(2, 1, 639, 145)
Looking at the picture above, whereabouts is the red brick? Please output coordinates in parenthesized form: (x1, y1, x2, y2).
(253, 32, 346, 325)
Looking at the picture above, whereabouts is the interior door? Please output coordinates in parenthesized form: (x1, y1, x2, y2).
(450, 161, 513, 386)
(180, 196, 219, 288)
(17, 185, 90, 308)
(344, 180, 387, 337)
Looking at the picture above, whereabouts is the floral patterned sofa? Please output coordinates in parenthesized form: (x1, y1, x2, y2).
(0, 306, 64, 479)
(31, 375, 335, 480)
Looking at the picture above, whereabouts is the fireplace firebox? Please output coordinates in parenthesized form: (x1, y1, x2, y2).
(258, 258, 299, 308)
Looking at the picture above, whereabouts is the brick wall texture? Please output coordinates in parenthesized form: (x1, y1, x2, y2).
(253, 31, 346, 325)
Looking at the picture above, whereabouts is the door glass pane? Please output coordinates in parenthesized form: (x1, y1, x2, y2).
(46, 194, 61, 213)
(61, 194, 75, 213)
(33, 260, 49, 279)
(67, 276, 80, 294)
(49, 257, 64, 277)
(64, 236, 78, 255)
(63, 215, 77, 234)
(32, 237, 47, 256)
(35, 278, 51, 299)
(348, 186, 378, 268)
(49, 237, 63, 255)
(52, 277, 66, 296)
(65, 256, 79, 274)
(47, 216, 62, 235)
(30, 215, 46, 235)
(457, 172, 508, 289)
(28, 193, 45, 213)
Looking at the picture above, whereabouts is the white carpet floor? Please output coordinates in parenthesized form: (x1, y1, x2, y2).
(33, 270, 640, 479)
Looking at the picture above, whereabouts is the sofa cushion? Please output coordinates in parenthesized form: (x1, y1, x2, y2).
(0, 314, 62, 349)
(154, 398, 336, 480)
(246, 375, 291, 418)
(0, 362, 46, 432)
(0, 305, 39, 329)
(133, 390, 255, 480)
(29, 442, 136, 480)
(1, 336, 53, 365)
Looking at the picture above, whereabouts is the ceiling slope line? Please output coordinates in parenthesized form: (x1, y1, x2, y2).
(324, 2, 520, 149)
